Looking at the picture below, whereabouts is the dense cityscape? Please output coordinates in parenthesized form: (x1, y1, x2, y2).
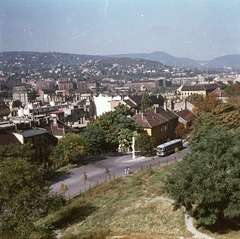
(1, 49, 240, 238)
(1, 0, 240, 237)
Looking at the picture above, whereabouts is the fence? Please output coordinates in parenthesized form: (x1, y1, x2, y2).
(62, 156, 181, 200)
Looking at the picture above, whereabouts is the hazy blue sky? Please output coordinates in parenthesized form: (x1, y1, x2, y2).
(1, 0, 240, 60)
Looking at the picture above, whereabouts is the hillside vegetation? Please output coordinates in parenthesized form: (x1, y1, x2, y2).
(35, 164, 192, 239)
(35, 161, 240, 239)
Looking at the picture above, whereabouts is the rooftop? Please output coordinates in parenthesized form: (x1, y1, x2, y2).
(132, 109, 168, 128)
(14, 128, 49, 137)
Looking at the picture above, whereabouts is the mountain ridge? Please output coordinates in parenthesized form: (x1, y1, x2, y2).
(0, 51, 239, 69)
(109, 51, 240, 69)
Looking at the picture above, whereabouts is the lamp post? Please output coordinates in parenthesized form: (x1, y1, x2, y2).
(132, 136, 135, 160)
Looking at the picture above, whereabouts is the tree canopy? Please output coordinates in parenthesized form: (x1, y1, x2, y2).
(80, 125, 106, 153)
(112, 115, 141, 150)
(189, 102, 240, 144)
(165, 127, 240, 228)
(221, 82, 240, 98)
(135, 133, 154, 155)
(141, 92, 151, 111)
(190, 94, 222, 115)
(175, 122, 189, 139)
(0, 143, 36, 163)
(49, 133, 87, 164)
(88, 104, 140, 150)
(0, 144, 52, 238)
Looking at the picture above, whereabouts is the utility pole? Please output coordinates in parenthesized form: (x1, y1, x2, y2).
(132, 136, 135, 160)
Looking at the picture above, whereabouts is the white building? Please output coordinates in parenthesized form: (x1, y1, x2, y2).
(93, 94, 129, 117)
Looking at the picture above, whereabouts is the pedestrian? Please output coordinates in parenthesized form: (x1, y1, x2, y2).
(127, 167, 130, 175)
(125, 167, 128, 175)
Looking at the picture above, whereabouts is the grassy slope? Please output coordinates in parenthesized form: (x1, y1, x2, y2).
(36, 163, 240, 239)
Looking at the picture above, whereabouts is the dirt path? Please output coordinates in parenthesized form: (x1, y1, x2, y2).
(157, 196, 214, 239)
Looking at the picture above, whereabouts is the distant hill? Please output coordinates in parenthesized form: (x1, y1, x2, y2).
(0, 51, 108, 72)
(207, 54, 240, 69)
(109, 51, 240, 69)
(109, 51, 200, 68)
(0, 51, 239, 71)
(96, 57, 164, 68)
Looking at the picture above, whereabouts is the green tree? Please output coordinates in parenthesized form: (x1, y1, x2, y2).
(114, 103, 135, 117)
(0, 156, 51, 238)
(222, 82, 240, 98)
(186, 93, 200, 104)
(175, 122, 187, 139)
(188, 113, 216, 144)
(0, 143, 36, 163)
(192, 94, 222, 115)
(165, 127, 240, 229)
(141, 92, 151, 111)
(89, 104, 140, 150)
(12, 100, 22, 108)
(111, 114, 141, 150)
(189, 102, 240, 144)
(80, 125, 106, 153)
(135, 133, 154, 155)
(49, 133, 87, 164)
(213, 102, 240, 131)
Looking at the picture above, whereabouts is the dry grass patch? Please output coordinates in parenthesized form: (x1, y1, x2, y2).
(35, 163, 240, 239)
(106, 197, 191, 238)
(47, 165, 191, 239)
(60, 196, 191, 239)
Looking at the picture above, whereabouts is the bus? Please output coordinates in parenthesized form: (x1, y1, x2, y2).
(156, 139, 183, 156)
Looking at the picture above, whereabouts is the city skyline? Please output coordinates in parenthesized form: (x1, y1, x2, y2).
(1, 0, 240, 61)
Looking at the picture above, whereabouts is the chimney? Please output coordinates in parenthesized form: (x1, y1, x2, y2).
(53, 117, 57, 126)
(164, 101, 167, 110)
(169, 100, 173, 111)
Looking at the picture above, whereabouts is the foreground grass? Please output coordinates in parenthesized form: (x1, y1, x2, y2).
(36, 163, 191, 239)
(36, 162, 240, 239)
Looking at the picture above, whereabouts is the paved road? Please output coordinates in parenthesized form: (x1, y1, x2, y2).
(51, 142, 189, 198)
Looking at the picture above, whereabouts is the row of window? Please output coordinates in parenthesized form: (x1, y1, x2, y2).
(156, 126, 166, 134)
(25, 135, 48, 144)
(181, 92, 204, 95)
(36, 145, 48, 155)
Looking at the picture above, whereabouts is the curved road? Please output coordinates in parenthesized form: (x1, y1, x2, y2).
(51, 142, 189, 198)
(52, 143, 214, 239)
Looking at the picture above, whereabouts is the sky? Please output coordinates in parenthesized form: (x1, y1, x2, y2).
(0, 0, 240, 61)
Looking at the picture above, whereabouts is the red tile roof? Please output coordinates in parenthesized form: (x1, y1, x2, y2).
(132, 109, 168, 128)
(42, 120, 78, 136)
(51, 110, 64, 114)
(175, 109, 195, 122)
(155, 107, 178, 120)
